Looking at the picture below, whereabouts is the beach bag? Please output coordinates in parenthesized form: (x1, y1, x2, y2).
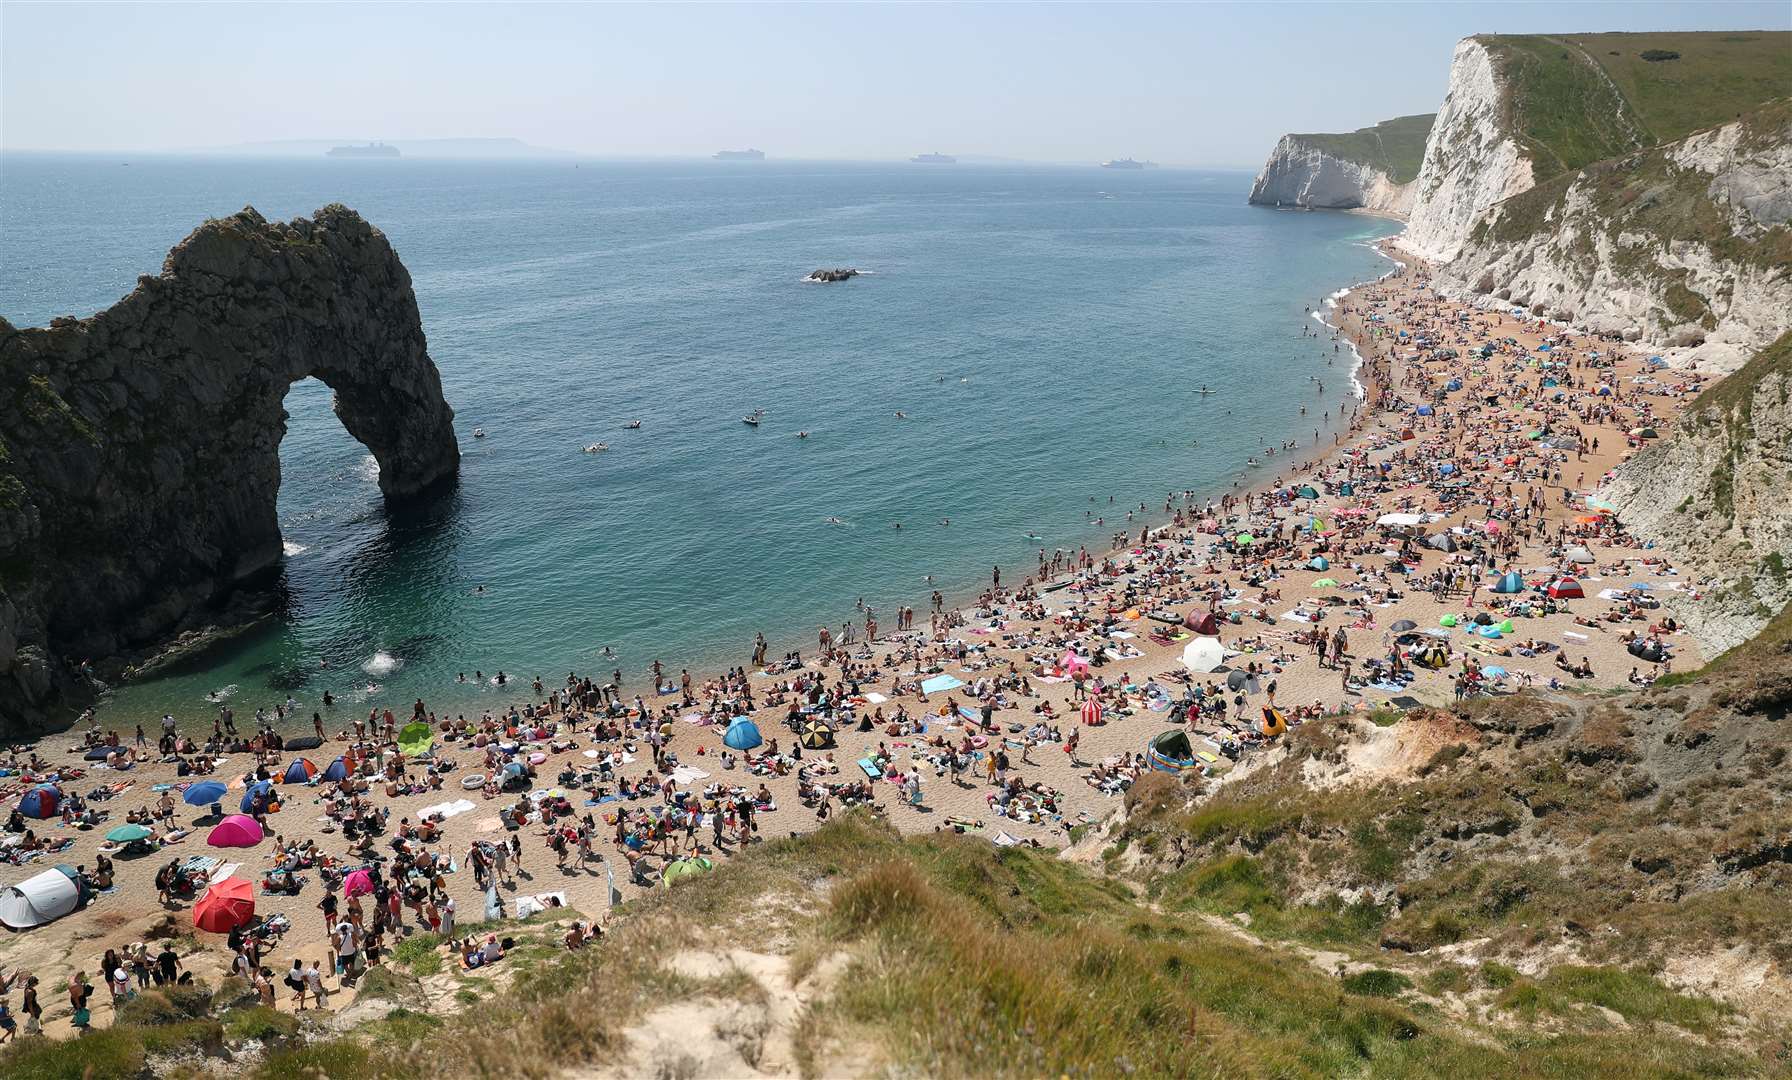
(73, 1006, 91, 1027)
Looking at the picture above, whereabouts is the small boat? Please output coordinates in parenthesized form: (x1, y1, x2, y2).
(622, 419, 642, 430)
(472, 427, 486, 438)
(583, 443, 610, 453)
(743, 409, 765, 426)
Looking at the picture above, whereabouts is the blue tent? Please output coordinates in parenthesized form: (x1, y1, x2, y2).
(1307, 556, 1330, 571)
(239, 780, 273, 814)
(321, 757, 348, 782)
(1491, 571, 1525, 594)
(723, 718, 764, 751)
(17, 785, 61, 819)
(1416, 405, 1434, 416)
(182, 781, 228, 807)
(1446, 378, 1463, 390)
(281, 758, 316, 784)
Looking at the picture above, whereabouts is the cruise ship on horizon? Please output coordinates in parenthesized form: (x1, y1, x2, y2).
(1100, 158, 1155, 170)
(910, 152, 956, 164)
(327, 142, 400, 158)
(713, 148, 765, 161)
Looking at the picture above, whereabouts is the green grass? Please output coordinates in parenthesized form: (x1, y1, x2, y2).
(1495, 966, 1730, 1034)
(1480, 35, 1651, 181)
(222, 1004, 300, 1043)
(1293, 113, 1436, 184)
(1342, 968, 1415, 998)
(391, 931, 446, 977)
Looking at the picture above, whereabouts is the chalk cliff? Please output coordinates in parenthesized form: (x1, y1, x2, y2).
(1393, 33, 1791, 373)
(1604, 333, 1792, 656)
(0, 205, 459, 731)
(1247, 115, 1433, 215)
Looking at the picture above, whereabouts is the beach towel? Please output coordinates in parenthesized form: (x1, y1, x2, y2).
(514, 891, 568, 918)
(992, 831, 1023, 847)
(418, 799, 477, 821)
(866, 692, 888, 704)
(856, 758, 881, 779)
(208, 862, 240, 885)
(669, 765, 710, 785)
(920, 674, 965, 695)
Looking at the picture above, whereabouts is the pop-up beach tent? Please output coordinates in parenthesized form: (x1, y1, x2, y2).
(1547, 576, 1585, 599)
(1491, 571, 1526, 594)
(16, 785, 61, 819)
(0, 864, 87, 930)
(239, 780, 273, 814)
(398, 722, 435, 755)
(1146, 730, 1199, 773)
(723, 718, 764, 751)
(281, 758, 317, 784)
(207, 814, 265, 848)
(321, 757, 349, 782)
(1184, 610, 1221, 636)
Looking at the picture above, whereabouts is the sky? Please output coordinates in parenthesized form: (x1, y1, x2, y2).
(2, 1, 1787, 167)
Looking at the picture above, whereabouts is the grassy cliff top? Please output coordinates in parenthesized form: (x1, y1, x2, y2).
(1290, 113, 1435, 184)
(1479, 30, 1791, 181)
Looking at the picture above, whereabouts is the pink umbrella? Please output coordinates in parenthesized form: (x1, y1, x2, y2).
(343, 869, 374, 898)
(206, 814, 264, 848)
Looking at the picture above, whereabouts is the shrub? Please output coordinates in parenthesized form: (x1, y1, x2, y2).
(223, 1004, 300, 1043)
(0, 1029, 147, 1080)
(1640, 49, 1681, 61)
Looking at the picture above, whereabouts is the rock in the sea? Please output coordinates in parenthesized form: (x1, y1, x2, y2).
(0, 205, 460, 733)
(806, 268, 860, 283)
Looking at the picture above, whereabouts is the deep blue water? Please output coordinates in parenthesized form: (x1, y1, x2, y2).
(0, 154, 1396, 723)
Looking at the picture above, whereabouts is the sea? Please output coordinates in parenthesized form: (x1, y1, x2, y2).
(0, 154, 1398, 726)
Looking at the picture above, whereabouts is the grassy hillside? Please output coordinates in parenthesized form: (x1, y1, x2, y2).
(1479, 31, 1791, 182)
(1293, 113, 1436, 184)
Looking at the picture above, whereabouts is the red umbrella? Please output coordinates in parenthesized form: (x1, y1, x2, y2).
(343, 868, 374, 897)
(193, 877, 255, 933)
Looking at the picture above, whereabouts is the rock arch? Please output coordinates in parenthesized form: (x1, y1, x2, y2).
(0, 205, 460, 728)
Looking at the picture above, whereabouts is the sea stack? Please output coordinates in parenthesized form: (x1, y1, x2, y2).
(0, 205, 460, 731)
(806, 268, 861, 283)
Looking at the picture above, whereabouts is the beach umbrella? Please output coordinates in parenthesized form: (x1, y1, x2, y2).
(799, 719, 835, 749)
(16, 785, 61, 820)
(1439, 614, 1459, 628)
(206, 814, 264, 848)
(280, 758, 318, 784)
(343, 869, 375, 898)
(1080, 699, 1105, 726)
(1181, 638, 1225, 673)
(105, 823, 154, 844)
(1390, 619, 1418, 633)
(321, 757, 348, 782)
(397, 722, 434, 755)
(1307, 556, 1330, 571)
(239, 780, 273, 814)
(182, 781, 228, 807)
(660, 856, 714, 889)
(723, 718, 764, 751)
(193, 878, 255, 933)
(1225, 670, 1249, 691)
(1312, 577, 1339, 588)
(1234, 533, 1255, 545)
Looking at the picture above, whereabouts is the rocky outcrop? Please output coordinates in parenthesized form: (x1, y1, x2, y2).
(1399, 39, 1536, 262)
(1604, 332, 1792, 654)
(0, 205, 459, 732)
(1247, 115, 1433, 215)
(805, 268, 860, 283)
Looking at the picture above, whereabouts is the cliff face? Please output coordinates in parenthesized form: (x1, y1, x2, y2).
(1247, 114, 1433, 215)
(0, 205, 460, 731)
(1603, 333, 1792, 655)
(1400, 39, 1536, 262)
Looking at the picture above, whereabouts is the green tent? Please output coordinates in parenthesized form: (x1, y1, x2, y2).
(1497, 619, 1515, 634)
(660, 856, 715, 889)
(397, 722, 434, 755)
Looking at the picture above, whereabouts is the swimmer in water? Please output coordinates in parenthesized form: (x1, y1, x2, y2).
(796, 431, 809, 439)
(825, 516, 845, 526)
(894, 411, 907, 419)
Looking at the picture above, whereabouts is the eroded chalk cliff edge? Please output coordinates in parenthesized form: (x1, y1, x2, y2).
(0, 205, 459, 731)
(1247, 114, 1434, 215)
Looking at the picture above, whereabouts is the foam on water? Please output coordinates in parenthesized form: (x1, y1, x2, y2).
(362, 651, 402, 677)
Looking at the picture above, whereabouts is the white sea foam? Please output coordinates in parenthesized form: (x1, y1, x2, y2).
(203, 684, 237, 703)
(362, 651, 402, 676)
(356, 454, 381, 482)
(282, 541, 309, 556)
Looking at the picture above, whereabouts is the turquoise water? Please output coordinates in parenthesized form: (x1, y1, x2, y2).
(1, 155, 1396, 724)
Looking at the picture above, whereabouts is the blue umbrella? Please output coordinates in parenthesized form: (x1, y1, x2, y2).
(239, 780, 272, 814)
(723, 718, 764, 751)
(183, 781, 228, 807)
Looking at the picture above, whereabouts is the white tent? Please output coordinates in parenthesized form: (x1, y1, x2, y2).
(1563, 546, 1595, 564)
(1181, 637, 1226, 673)
(0, 865, 82, 929)
(1376, 513, 1425, 527)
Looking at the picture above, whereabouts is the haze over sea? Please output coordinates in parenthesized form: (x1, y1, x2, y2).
(1, 155, 1395, 726)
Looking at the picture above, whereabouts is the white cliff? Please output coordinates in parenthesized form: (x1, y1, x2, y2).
(1248, 136, 1415, 215)
(1399, 38, 1534, 262)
